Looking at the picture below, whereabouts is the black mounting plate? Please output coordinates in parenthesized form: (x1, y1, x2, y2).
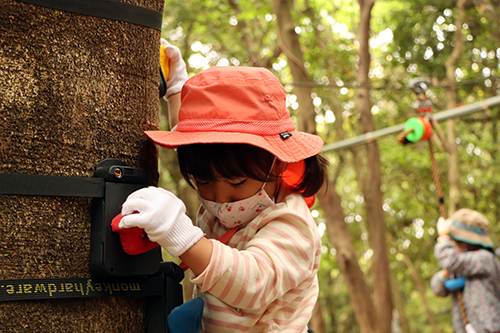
(90, 159, 161, 278)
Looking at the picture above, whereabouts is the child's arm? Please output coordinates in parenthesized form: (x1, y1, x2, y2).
(434, 217, 494, 277)
(179, 237, 213, 276)
(430, 269, 450, 297)
(118, 187, 207, 267)
(435, 238, 496, 277)
(167, 93, 181, 129)
(160, 39, 188, 129)
(189, 198, 321, 311)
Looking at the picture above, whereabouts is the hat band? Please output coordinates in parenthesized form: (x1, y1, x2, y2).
(176, 118, 296, 135)
(450, 234, 493, 248)
(452, 219, 488, 236)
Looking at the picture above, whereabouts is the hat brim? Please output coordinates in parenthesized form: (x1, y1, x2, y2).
(450, 226, 494, 248)
(145, 130, 323, 163)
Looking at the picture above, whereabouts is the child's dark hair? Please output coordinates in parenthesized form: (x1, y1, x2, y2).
(177, 143, 328, 196)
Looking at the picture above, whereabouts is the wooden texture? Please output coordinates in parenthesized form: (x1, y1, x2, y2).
(0, 0, 163, 331)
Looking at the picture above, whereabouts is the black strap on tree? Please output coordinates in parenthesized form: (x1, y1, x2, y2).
(0, 276, 164, 302)
(0, 165, 186, 333)
(0, 265, 184, 333)
(0, 173, 105, 198)
(15, 0, 163, 30)
(0, 261, 184, 303)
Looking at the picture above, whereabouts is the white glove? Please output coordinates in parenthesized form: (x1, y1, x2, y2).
(465, 324, 478, 333)
(436, 217, 452, 236)
(119, 186, 204, 257)
(160, 38, 188, 98)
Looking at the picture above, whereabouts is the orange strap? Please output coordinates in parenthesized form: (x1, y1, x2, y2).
(179, 226, 239, 271)
(281, 160, 315, 208)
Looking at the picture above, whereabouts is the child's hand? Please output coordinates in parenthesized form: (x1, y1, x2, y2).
(436, 269, 450, 283)
(160, 38, 188, 98)
(119, 186, 204, 257)
(436, 217, 452, 236)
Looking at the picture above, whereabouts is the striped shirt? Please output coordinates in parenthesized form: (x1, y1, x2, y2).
(189, 191, 321, 333)
(430, 239, 500, 333)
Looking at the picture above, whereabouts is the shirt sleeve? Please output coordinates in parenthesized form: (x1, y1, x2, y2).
(435, 239, 496, 277)
(430, 270, 450, 297)
(190, 212, 319, 311)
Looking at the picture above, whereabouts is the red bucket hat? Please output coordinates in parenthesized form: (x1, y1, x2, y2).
(145, 66, 323, 163)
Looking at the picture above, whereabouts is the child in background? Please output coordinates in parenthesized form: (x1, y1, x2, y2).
(119, 41, 329, 332)
(431, 208, 500, 333)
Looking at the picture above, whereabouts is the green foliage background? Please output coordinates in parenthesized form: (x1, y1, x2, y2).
(160, 0, 500, 332)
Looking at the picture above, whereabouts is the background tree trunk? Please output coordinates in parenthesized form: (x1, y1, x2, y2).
(390, 272, 410, 333)
(356, 1, 393, 332)
(270, 0, 317, 134)
(271, 1, 387, 331)
(270, 1, 326, 329)
(1, 0, 163, 331)
(401, 252, 441, 333)
(318, 187, 377, 333)
(310, 300, 328, 333)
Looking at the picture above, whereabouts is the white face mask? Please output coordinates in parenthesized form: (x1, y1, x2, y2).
(197, 183, 275, 228)
(197, 158, 277, 228)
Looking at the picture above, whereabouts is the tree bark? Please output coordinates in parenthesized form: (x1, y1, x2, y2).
(356, 1, 393, 332)
(317, 185, 377, 333)
(1, 0, 163, 331)
(400, 253, 441, 333)
(390, 272, 410, 333)
(270, 0, 317, 134)
(305, 4, 376, 325)
(309, 299, 327, 333)
(301, 1, 365, 188)
(272, 1, 383, 331)
(269, 2, 333, 330)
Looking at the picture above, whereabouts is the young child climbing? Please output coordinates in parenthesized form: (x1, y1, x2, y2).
(431, 208, 500, 333)
(118, 40, 329, 332)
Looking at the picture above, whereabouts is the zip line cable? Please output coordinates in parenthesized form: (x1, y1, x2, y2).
(321, 94, 500, 153)
(286, 77, 500, 90)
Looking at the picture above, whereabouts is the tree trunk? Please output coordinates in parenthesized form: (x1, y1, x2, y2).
(270, 0, 317, 134)
(301, 1, 366, 188)
(317, 186, 377, 333)
(390, 272, 410, 333)
(1, 0, 162, 331)
(269, 1, 330, 330)
(309, 300, 327, 333)
(445, 0, 467, 215)
(272, 1, 383, 331)
(401, 253, 441, 333)
(356, 1, 393, 332)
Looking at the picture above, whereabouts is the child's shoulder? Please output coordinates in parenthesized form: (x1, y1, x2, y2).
(276, 191, 311, 211)
(264, 192, 316, 227)
(463, 249, 500, 271)
(478, 249, 500, 265)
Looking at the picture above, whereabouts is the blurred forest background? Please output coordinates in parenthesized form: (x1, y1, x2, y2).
(158, 0, 500, 333)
